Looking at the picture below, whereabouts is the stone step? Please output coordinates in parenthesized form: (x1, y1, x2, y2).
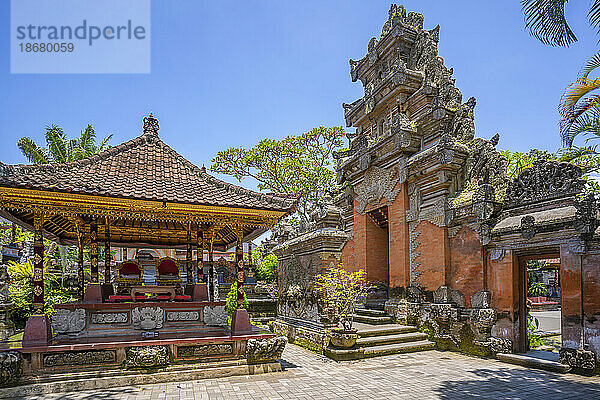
(324, 340, 435, 361)
(355, 308, 387, 317)
(356, 331, 428, 347)
(356, 324, 418, 338)
(352, 314, 393, 325)
(362, 340, 436, 358)
(496, 353, 569, 374)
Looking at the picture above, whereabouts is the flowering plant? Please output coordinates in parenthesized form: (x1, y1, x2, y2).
(315, 265, 368, 331)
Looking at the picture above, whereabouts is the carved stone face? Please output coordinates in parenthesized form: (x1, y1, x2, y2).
(132, 307, 164, 330)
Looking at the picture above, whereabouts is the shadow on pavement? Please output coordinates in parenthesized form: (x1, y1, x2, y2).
(435, 367, 600, 399)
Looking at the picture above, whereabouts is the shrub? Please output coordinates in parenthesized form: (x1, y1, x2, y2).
(256, 253, 278, 283)
(225, 282, 249, 317)
(315, 265, 368, 331)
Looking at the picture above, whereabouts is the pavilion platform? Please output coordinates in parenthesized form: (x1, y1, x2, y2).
(0, 113, 295, 391)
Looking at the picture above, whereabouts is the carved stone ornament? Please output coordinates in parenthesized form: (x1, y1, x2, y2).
(470, 308, 497, 335)
(166, 311, 199, 322)
(90, 312, 128, 324)
(124, 345, 170, 369)
(177, 344, 233, 358)
(487, 337, 513, 355)
(43, 350, 116, 367)
(489, 248, 505, 262)
(246, 336, 287, 364)
(203, 305, 228, 327)
(471, 291, 492, 309)
(574, 192, 599, 238)
(131, 307, 164, 330)
(354, 165, 402, 214)
(520, 215, 536, 240)
(559, 347, 596, 371)
(0, 351, 22, 387)
(506, 159, 585, 206)
(52, 308, 86, 334)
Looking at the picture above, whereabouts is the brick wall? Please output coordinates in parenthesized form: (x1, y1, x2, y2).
(388, 183, 410, 289)
(412, 220, 448, 291)
(449, 226, 484, 307)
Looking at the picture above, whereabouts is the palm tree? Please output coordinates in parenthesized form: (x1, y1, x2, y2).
(521, 2, 600, 147)
(521, 0, 600, 47)
(559, 55, 600, 147)
(17, 124, 112, 164)
(16, 124, 112, 283)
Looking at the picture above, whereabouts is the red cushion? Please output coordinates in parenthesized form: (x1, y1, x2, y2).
(158, 259, 179, 276)
(135, 295, 148, 301)
(121, 261, 141, 276)
(108, 295, 132, 302)
(174, 294, 192, 301)
(156, 295, 171, 301)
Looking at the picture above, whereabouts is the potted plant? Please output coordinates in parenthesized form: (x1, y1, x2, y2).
(315, 265, 368, 349)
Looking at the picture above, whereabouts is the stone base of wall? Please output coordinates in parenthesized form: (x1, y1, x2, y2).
(384, 298, 512, 359)
(559, 347, 598, 374)
(274, 319, 330, 353)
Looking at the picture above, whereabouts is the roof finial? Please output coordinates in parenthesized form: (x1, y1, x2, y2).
(143, 112, 159, 136)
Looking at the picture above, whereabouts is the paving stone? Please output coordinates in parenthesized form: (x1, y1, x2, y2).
(16, 344, 600, 399)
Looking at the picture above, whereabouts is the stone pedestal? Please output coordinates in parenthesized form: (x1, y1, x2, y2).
(231, 309, 252, 334)
(192, 284, 209, 302)
(83, 283, 103, 303)
(22, 314, 51, 347)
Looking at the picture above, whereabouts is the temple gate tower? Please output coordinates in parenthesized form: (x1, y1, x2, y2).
(335, 4, 504, 300)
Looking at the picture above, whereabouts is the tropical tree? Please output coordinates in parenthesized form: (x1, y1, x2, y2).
(521, 1, 600, 147)
(18, 124, 112, 164)
(210, 126, 345, 222)
(559, 57, 600, 147)
(521, 0, 600, 47)
(501, 147, 600, 192)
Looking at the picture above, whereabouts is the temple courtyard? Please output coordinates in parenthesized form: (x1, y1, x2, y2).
(19, 344, 600, 400)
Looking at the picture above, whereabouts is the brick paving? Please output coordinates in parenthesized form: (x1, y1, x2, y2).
(26, 345, 600, 400)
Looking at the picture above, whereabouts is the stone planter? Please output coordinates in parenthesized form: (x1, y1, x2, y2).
(329, 329, 358, 349)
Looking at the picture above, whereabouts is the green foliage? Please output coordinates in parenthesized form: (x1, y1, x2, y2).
(256, 253, 278, 283)
(225, 282, 249, 317)
(7, 259, 77, 328)
(18, 124, 112, 164)
(522, 0, 600, 47)
(315, 265, 368, 331)
(210, 126, 345, 222)
(527, 314, 545, 348)
(528, 281, 547, 297)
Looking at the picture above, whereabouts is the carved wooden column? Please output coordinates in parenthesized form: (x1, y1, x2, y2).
(77, 233, 84, 300)
(186, 226, 193, 284)
(235, 227, 244, 306)
(32, 211, 45, 312)
(84, 221, 102, 302)
(231, 224, 251, 333)
(104, 219, 111, 284)
(247, 241, 253, 283)
(122, 247, 127, 262)
(207, 232, 215, 300)
(23, 210, 51, 346)
(90, 222, 99, 282)
(196, 230, 203, 284)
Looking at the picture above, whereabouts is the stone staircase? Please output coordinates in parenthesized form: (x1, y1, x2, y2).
(324, 307, 436, 361)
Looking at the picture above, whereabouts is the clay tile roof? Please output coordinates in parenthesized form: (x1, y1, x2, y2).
(0, 128, 296, 212)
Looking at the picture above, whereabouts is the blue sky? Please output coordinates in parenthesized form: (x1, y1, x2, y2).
(0, 1, 598, 191)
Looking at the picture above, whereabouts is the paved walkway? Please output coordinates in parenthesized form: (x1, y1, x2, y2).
(25, 345, 600, 400)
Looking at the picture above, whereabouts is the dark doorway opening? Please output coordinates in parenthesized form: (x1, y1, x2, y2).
(518, 253, 562, 354)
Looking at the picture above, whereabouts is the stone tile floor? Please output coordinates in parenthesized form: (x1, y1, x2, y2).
(23, 345, 600, 400)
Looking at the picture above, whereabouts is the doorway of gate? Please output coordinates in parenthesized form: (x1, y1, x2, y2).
(518, 253, 562, 354)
